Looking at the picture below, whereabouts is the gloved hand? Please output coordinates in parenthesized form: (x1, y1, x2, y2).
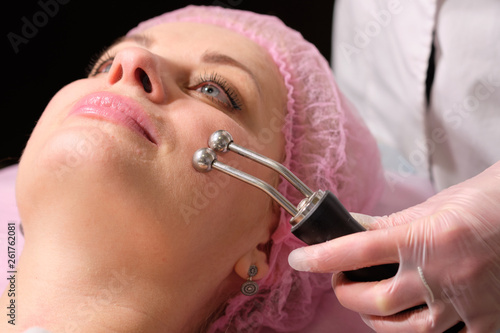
(288, 161, 500, 333)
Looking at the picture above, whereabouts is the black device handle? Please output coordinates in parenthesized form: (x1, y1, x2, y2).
(291, 191, 399, 282)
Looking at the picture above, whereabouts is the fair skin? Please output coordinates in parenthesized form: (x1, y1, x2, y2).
(1, 21, 287, 332)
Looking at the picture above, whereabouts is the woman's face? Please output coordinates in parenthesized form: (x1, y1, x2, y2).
(17, 21, 286, 299)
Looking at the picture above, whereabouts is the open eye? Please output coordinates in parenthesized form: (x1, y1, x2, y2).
(92, 58, 114, 76)
(86, 49, 116, 77)
(191, 73, 242, 111)
(196, 83, 232, 107)
(97, 59, 114, 74)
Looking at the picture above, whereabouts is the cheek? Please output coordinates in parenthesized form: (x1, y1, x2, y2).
(176, 166, 275, 261)
(163, 108, 276, 235)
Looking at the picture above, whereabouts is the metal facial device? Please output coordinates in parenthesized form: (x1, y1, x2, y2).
(193, 130, 398, 282)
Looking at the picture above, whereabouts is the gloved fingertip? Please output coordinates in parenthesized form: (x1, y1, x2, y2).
(350, 212, 379, 229)
(288, 247, 312, 272)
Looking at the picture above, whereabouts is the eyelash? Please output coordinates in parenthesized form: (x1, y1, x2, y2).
(192, 73, 242, 111)
(86, 50, 115, 77)
(85, 53, 243, 111)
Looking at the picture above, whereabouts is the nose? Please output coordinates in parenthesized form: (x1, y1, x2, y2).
(107, 47, 165, 103)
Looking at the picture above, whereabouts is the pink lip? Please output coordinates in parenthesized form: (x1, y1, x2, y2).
(69, 92, 159, 145)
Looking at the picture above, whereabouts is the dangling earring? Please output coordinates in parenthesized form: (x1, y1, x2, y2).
(241, 265, 259, 296)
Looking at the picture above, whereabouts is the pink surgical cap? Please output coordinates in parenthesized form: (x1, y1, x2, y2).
(128, 5, 384, 332)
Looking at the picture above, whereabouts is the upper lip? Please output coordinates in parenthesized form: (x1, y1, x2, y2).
(69, 92, 159, 145)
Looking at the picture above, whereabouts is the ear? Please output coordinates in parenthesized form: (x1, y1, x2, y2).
(234, 245, 269, 281)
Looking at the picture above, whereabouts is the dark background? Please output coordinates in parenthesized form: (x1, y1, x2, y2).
(1, 0, 334, 168)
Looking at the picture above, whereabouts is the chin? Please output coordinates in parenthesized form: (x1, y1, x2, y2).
(17, 128, 155, 221)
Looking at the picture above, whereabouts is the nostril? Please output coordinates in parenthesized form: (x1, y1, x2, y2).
(135, 68, 152, 93)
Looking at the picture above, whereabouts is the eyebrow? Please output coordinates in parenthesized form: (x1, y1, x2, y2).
(201, 51, 259, 91)
(110, 34, 154, 49)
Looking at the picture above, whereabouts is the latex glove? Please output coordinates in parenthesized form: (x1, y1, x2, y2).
(289, 161, 500, 333)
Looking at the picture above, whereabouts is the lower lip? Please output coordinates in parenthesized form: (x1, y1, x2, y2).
(68, 93, 158, 145)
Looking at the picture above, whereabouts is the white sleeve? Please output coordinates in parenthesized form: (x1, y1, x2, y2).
(332, 0, 437, 213)
(427, 0, 500, 190)
(332, 0, 500, 196)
